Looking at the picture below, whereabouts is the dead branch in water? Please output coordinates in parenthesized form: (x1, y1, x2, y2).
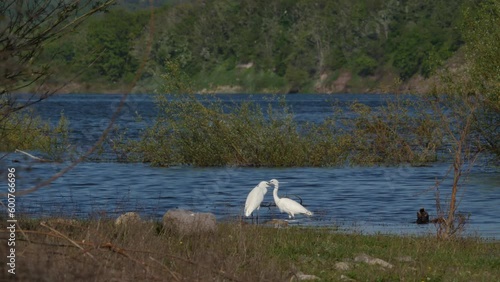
(14, 149, 52, 162)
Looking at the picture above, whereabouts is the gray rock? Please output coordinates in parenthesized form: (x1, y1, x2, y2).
(354, 253, 393, 269)
(115, 212, 141, 226)
(334, 262, 350, 271)
(340, 274, 356, 281)
(295, 272, 320, 280)
(162, 209, 216, 235)
(265, 219, 289, 228)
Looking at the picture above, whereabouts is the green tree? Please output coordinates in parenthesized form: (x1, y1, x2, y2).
(1, 0, 115, 121)
(12, 0, 471, 93)
(1, 0, 115, 154)
(353, 53, 378, 76)
(86, 9, 147, 82)
(462, 0, 500, 105)
(461, 0, 500, 157)
(284, 65, 309, 93)
(430, 0, 500, 239)
(391, 28, 429, 80)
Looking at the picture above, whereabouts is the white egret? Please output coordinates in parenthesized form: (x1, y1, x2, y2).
(269, 179, 313, 219)
(244, 181, 270, 223)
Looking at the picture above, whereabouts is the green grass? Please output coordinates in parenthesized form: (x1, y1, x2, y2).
(2, 217, 498, 281)
(192, 63, 287, 93)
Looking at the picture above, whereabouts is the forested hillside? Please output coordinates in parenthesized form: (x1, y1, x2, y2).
(39, 0, 467, 94)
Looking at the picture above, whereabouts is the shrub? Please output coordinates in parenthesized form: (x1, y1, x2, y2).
(0, 109, 70, 161)
(114, 93, 443, 167)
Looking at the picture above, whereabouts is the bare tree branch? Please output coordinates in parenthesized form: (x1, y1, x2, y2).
(1, 0, 116, 123)
(0, 0, 156, 198)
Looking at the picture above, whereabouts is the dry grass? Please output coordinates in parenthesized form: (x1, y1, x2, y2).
(0, 217, 286, 281)
(1, 217, 499, 281)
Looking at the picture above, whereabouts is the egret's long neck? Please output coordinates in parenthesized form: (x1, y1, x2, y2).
(273, 185, 280, 202)
(262, 186, 268, 194)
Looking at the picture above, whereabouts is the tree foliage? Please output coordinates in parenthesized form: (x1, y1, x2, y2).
(0, 0, 114, 151)
(462, 0, 500, 105)
(0, 1, 115, 117)
(36, 0, 467, 93)
(85, 9, 148, 82)
(461, 0, 500, 157)
(427, 0, 500, 239)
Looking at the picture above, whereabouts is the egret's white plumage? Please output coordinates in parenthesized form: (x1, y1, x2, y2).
(270, 179, 313, 218)
(244, 181, 270, 217)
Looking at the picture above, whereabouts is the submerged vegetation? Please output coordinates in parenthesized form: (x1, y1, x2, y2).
(113, 92, 445, 167)
(2, 217, 499, 281)
(0, 110, 70, 161)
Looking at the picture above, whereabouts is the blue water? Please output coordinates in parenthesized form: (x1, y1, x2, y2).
(2, 94, 499, 239)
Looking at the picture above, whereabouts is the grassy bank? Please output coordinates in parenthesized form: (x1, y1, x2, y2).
(1, 217, 499, 281)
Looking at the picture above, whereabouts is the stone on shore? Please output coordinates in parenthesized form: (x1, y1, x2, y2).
(115, 212, 142, 226)
(354, 253, 393, 269)
(162, 209, 216, 235)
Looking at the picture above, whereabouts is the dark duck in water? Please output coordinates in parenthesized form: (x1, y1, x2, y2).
(416, 208, 429, 224)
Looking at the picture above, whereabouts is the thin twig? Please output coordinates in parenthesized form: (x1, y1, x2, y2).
(40, 221, 97, 262)
(158, 253, 242, 282)
(149, 256, 182, 282)
(0, 0, 155, 198)
(9, 230, 239, 282)
(94, 242, 163, 281)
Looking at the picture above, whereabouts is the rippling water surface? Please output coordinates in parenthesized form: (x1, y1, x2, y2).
(3, 94, 499, 239)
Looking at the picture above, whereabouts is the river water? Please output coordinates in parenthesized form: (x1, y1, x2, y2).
(2, 94, 499, 239)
